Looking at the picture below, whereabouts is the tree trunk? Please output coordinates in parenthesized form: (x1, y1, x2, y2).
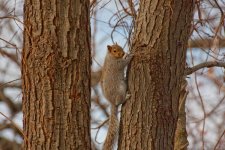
(174, 79, 189, 150)
(118, 0, 193, 150)
(22, 0, 91, 149)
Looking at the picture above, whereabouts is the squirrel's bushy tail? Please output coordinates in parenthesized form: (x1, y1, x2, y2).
(103, 105, 119, 150)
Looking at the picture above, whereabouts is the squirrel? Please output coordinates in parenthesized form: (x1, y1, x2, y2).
(99, 43, 133, 150)
(91, 69, 102, 87)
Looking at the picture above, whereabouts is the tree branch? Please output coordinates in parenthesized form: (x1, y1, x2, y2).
(185, 61, 225, 75)
(188, 38, 225, 48)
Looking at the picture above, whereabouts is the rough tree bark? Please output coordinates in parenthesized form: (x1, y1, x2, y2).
(119, 0, 193, 150)
(22, 0, 91, 149)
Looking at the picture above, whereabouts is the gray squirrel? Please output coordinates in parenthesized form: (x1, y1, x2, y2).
(92, 43, 133, 150)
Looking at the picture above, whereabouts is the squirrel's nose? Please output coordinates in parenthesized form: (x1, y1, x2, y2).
(121, 52, 125, 57)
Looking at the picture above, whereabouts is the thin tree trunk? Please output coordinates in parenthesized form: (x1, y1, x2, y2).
(22, 0, 91, 149)
(118, 0, 193, 149)
(174, 79, 189, 150)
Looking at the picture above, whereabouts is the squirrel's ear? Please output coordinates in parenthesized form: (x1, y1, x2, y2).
(107, 45, 112, 52)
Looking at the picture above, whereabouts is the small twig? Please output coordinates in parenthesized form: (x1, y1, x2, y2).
(0, 37, 17, 47)
(128, 0, 137, 18)
(214, 0, 224, 16)
(213, 129, 225, 150)
(0, 49, 20, 66)
(0, 15, 24, 25)
(185, 61, 225, 75)
(95, 128, 102, 144)
(92, 119, 109, 130)
(92, 119, 109, 144)
(92, 57, 102, 68)
(0, 78, 21, 88)
(118, 0, 133, 16)
(0, 111, 28, 142)
(196, 0, 203, 25)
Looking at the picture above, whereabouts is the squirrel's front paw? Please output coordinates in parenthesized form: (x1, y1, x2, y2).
(124, 53, 134, 60)
(125, 93, 131, 100)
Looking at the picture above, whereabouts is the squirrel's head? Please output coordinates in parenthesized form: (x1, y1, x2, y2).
(107, 44, 125, 58)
